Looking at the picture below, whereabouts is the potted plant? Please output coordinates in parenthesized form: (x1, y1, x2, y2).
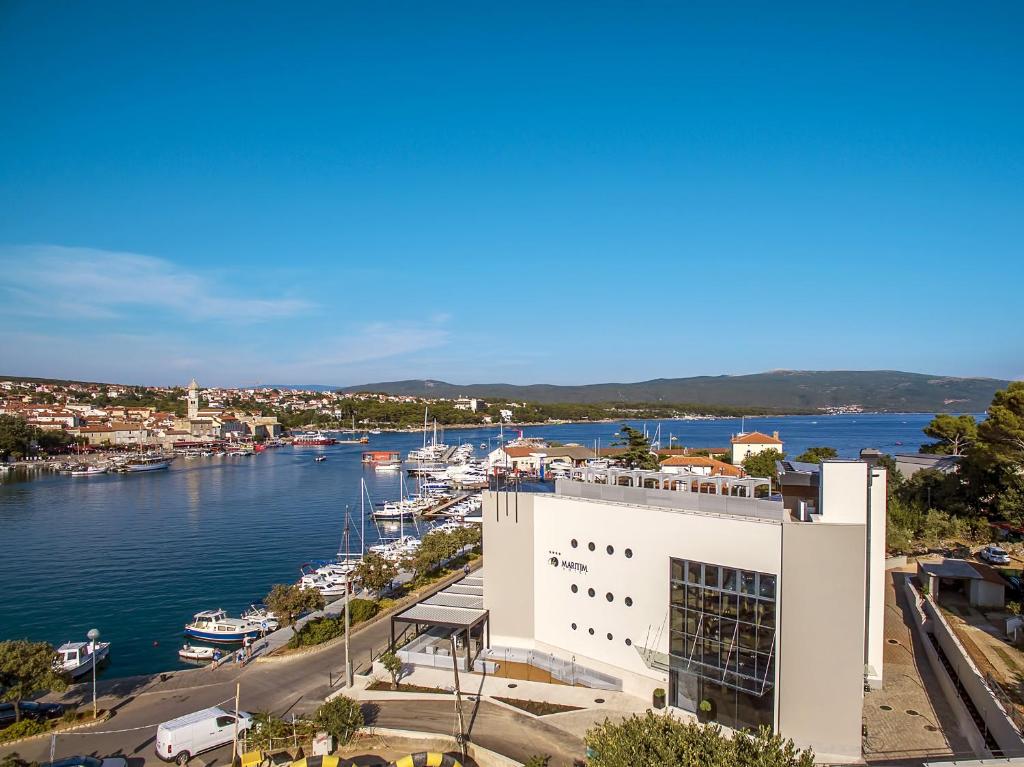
(652, 688, 666, 709)
(697, 698, 715, 722)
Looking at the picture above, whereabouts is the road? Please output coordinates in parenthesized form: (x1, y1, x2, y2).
(367, 700, 584, 767)
(0, 569, 471, 766)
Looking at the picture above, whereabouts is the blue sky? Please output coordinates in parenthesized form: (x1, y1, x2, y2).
(1, 2, 1021, 387)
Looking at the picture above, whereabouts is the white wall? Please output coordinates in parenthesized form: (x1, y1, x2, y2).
(867, 466, 887, 687)
(530, 495, 783, 696)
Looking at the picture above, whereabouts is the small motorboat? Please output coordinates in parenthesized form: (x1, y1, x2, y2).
(178, 643, 216, 661)
(184, 609, 261, 643)
(241, 604, 279, 632)
(56, 639, 111, 678)
(70, 465, 107, 477)
(314, 455, 327, 463)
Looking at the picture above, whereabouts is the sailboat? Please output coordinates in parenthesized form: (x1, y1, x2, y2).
(369, 475, 421, 561)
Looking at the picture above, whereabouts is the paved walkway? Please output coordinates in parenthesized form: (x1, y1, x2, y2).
(862, 570, 975, 765)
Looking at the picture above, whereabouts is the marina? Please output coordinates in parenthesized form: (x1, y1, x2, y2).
(0, 414, 935, 678)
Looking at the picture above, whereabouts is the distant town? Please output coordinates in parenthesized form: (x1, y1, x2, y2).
(0, 375, 865, 451)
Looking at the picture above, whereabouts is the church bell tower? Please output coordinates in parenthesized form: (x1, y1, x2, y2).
(187, 378, 200, 420)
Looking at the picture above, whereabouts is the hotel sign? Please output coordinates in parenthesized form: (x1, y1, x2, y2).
(548, 551, 588, 574)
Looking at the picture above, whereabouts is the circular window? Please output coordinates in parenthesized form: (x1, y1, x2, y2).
(571, 539, 578, 548)
(625, 597, 633, 607)
(588, 588, 595, 597)
(625, 638, 632, 646)
(625, 548, 633, 558)
(588, 628, 595, 635)
(571, 623, 577, 630)
(606, 545, 614, 555)
(606, 593, 614, 602)
(606, 633, 613, 640)
(588, 542, 595, 551)
(571, 584, 578, 594)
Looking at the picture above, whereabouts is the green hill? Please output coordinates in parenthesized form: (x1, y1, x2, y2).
(339, 370, 1009, 412)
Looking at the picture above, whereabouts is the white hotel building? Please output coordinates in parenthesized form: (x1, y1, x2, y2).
(482, 460, 886, 762)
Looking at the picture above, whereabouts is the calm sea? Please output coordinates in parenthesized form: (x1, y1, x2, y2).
(0, 413, 936, 677)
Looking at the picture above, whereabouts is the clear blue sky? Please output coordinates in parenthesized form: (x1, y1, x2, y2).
(1, 1, 1021, 387)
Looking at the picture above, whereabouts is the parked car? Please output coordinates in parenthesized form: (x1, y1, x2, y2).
(981, 544, 1012, 565)
(156, 706, 252, 765)
(43, 757, 127, 767)
(0, 701, 66, 726)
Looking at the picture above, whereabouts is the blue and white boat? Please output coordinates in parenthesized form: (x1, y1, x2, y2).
(183, 609, 261, 643)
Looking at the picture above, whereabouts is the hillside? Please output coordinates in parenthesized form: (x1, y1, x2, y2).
(338, 370, 1009, 412)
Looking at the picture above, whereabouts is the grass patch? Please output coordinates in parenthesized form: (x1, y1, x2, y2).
(366, 681, 451, 694)
(492, 696, 583, 716)
(992, 646, 1024, 676)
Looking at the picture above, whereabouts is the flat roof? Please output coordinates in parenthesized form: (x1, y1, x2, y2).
(919, 559, 984, 581)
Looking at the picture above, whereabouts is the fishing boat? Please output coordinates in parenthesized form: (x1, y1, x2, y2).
(178, 643, 216, 661)
(56, 639, 111, 678)
(123, 455, 170, 472)
(184, 610, 261, 643)
(70, 465, 107, 477)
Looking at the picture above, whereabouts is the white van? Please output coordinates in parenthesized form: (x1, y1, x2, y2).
(155, 706, 253, 765)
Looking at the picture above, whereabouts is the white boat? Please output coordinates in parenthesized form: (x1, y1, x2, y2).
(70, 465, 107, 476)
(184, 609, 261, 643)
(56, 640, 110, 678)
(124, 455, 170, 472)
(178, 643, 216, 661)
(314, 455, 327, 462)
(369, 535, 421, 562)
(241, 604, 279, 631)
(297, 572, 348, 597)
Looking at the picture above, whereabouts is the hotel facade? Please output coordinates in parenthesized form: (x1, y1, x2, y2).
(482, 460, 886, 762)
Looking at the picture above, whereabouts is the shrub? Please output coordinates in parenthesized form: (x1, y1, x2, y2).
(348, 598, 379, 626)
(0, 720, 48, 744)
(314, 695, 363, 745)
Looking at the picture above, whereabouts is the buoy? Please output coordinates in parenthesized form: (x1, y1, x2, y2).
(153, 640, 159, 647)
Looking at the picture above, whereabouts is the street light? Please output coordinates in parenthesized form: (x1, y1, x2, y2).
(86, 628, 100, 719)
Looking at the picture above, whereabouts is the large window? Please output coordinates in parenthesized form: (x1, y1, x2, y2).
(668, 558, 776, 731)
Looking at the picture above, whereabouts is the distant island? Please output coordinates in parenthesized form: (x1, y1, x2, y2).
(332, 370, 1006, 413)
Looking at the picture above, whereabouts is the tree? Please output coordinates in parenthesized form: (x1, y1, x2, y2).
(379, 651, 403, 689)
(314, 695, 364, 745)
(922, 414, 978, 456)
(264, 584, 325, 627)
(584, 711, 814, 767)
(741, 449, 785, 482)
(0, 416, 37, 460)
(613, 425, 660, 470)
(976, 383, 1024, 470)
(794, 446, 837, 463)
(0, 640, 68, 722)
(354, 553, 398, 595)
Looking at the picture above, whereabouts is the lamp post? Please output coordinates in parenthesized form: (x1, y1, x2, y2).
(86, 628, 100, 719)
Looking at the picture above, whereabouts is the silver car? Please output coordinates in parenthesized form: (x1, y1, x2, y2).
(981, 544, 1011, 565)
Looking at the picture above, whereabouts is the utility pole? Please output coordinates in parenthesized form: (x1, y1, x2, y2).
(231, 682, 241, 767)
(449, 634, 467, 761)
(344, 509, 353, 687)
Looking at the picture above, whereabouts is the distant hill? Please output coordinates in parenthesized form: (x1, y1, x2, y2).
(337, 370, 1010, 412)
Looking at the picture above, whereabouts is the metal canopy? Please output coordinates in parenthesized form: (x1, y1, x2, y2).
(393, 602, 486, 629)
(425, 592, 484, 609)
(445, 584, 484, 596)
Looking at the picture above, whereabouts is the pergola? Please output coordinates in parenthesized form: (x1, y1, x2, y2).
(390, 575, 489, 671)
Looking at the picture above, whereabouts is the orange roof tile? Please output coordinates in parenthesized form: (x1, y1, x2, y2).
(730, 431, 782, 445)
(660, 455, 743, 476)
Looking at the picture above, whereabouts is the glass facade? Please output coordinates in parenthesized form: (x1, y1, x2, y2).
(668, 558, 776, 731)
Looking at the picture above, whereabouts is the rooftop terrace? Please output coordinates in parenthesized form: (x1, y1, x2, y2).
(556, 466, 785, 521)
